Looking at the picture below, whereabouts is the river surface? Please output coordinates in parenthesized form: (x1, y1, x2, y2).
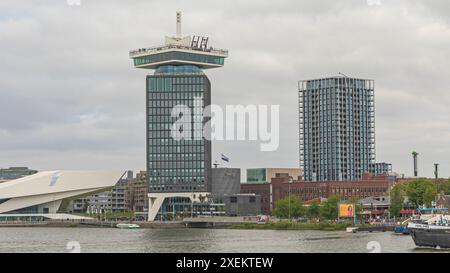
(0, 227, 448, 253)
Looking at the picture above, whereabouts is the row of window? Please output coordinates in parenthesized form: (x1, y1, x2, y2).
(300, 78, 374, 89)
(149, 138, 204, 145)
(135, 51, 224, 67)
(150, 185, 205, 192)
(149, 173, 206, 179)
(149, 99, 204, 107)
(149, 159, 204, 166)
(149, 177, 206, 184)
(149, 153, 205, 159)
(149, 109, 204, 117)
(154, 65, 204, 75)
(149, 92, 204, 100)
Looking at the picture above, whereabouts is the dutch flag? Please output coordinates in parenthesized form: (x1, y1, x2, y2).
(221, 154, 229, 162)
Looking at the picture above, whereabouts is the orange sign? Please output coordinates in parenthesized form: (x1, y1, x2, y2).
(339, 204, 355, 218)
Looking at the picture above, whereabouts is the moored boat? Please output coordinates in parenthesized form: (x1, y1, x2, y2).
(116, 223, 141, 229)
(394, 219, 412, 235)
(346, 227, 359, 233)
(394, 225, 410, 235)
(408, 215, 450, 248)
(410, 228, 450, 248)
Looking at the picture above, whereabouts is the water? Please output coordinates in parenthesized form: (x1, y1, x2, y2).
(0, 227, 447, 253)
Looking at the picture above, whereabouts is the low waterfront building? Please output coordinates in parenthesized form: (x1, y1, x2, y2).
(140, 167, 239, 220)
(70, 178, 129, 214)
(224, 194, 261, 216)
(211, 168, 241, 203)
(0, 170, 125, 214)
(72, 170, 151, 215)
(241, 173, 396, 215)
(437, 194, 450, 209)
(358, 196, 390, 219)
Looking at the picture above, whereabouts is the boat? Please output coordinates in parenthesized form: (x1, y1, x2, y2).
(346, 227, 359, 233)
(394, 225, 410, 235)
(410, 227, 450, 249)
(408, 215, 450, 248)
(394, 219, 412, 235)
(116, 223, 141, 229)
(257, 215, 270, 225)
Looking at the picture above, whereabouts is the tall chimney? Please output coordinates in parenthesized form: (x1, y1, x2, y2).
(412, 151, 418, 177)
(434, 163, 439, 179)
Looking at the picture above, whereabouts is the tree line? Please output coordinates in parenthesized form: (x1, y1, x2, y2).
(273, 195, 341, 220)
(390, 178, 450, 217)
(273, 178, 450, 220)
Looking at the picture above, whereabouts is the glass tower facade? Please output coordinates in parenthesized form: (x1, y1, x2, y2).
(298, 77, 375, 182)
(147, 65, 212, 193)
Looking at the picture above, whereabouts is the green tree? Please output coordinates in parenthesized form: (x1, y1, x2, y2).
(436, 179, 450, 195)
(424, 186, 437, 208)
(320, 195, 340, 220)
(273, 196, 306, 219)
(405, 179, 437, 208)
(390, 186, 404, 218)
(307, 201, 320, 220)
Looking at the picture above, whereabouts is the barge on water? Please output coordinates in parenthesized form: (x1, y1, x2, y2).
(408, 215, 450, 249)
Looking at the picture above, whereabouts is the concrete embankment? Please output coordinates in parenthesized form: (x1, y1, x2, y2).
(0, 222, 48, 228)
(0, 217, 251, 229)
(353, 225, 395, 233)
(136, 221, 186, 229)
(182, 216, 258, 228)
(0, 221, 113, 228)
(0, 220, 187, 229)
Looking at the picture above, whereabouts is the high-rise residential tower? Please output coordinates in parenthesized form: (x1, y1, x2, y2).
(129, 12, 228, 221)
(298, 76, 375, 182)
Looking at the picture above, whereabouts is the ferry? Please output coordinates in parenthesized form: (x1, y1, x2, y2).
(116, 223, 141, 229)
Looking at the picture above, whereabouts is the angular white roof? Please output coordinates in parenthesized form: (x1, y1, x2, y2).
(0, 170, 125, 214)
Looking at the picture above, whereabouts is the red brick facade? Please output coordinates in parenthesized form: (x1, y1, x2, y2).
(241, 173, 396, 215)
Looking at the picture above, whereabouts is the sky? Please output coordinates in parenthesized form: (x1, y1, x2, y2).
(0, 0, 449, 179)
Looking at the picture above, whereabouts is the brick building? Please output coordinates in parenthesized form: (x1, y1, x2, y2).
(241, 173, 396, 215)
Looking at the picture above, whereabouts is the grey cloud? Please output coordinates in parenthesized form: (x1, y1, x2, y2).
(0, 0, 449, 178)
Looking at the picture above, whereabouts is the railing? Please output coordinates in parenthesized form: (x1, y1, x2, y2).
(0, 221, 47, 226)
(130, 44, 228, 58)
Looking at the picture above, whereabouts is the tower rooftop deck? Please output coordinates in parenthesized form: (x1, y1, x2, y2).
(129, 43, 228, 70)
(130, 43, 228, 58)
(130, 12, 228, 70)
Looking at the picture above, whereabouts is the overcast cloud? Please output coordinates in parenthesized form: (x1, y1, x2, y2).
(0, 0, 449, 179)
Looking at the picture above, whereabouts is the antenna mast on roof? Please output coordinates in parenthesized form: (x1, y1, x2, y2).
(176, 11, 182, 38)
